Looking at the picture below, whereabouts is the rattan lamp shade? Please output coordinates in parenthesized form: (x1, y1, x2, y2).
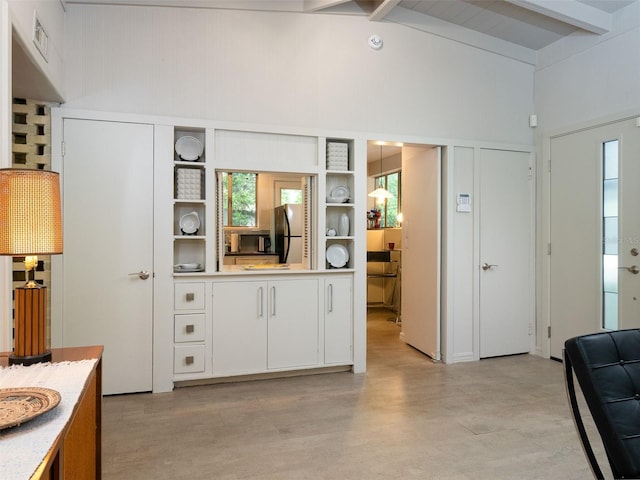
(0, 169, 63, 256)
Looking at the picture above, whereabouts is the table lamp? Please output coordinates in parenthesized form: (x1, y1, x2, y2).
(0, 169, 63, 365)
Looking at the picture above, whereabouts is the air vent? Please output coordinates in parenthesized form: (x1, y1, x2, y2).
(33, 13, 48, 62)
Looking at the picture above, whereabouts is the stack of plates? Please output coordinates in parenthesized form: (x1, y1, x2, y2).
(174, 263, 203, 272)
(326, 142, 349, 170)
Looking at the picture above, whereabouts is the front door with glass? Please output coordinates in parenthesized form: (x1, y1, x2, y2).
(549, 118, 640, 359)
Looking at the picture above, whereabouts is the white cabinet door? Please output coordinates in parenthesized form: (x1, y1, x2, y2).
(212, 278, 319, 375)
(59, 119, 153, 395)
(267, 278, 319, 369)
(212, 281, 268, 375)
(324, 276, 352, 365)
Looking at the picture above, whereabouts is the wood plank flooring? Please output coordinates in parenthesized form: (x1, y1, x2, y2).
(103, 308, 601, 479)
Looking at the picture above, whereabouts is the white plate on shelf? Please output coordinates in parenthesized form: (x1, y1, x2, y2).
(326, 244, 349, 268)
(179, 211, 200, 235)
(330, 186, 350, 201)
(174, 263, 203, 272)
(326, 196, 350, 204)
(175, 136, 203, 161)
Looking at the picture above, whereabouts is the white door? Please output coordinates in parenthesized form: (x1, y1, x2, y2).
(550, 118, 640, 358)
(59, 119, 154, 394)
(479, 149, 532, 358)
(401, 145, 440, 360)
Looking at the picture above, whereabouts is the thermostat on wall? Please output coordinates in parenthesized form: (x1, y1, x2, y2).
(457, 193, 471, 213)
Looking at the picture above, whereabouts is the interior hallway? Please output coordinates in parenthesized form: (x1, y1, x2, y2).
(102, 308, 599, 479)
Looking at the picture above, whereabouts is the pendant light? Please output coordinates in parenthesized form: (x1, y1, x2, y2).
(368, 144, 394, 200)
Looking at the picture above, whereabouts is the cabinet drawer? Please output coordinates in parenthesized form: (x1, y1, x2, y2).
(174, 282, 205, 310)
(174, 313, 205, 343)
(174, 345, 205, 374)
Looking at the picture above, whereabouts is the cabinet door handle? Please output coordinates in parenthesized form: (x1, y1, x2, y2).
(185, 292, 195, 301)
(186, 324, 194, 334)
(271, 286, 276, 316)
(185, 355, 194, 365)
(328, 283, 333, 313)
(258, 287, 264, 318)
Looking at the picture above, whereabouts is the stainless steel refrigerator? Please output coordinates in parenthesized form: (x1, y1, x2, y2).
(274, 204, 302, 263)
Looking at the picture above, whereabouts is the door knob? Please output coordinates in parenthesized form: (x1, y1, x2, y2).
(619, 265, 640, 275)
(128, 270, 150, 280)
(482, 263, 498, 271)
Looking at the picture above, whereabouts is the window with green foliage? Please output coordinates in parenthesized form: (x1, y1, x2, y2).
(221, 172, 257, 227)
(373, 171, 401, 227)
(280, 188, 302, 205)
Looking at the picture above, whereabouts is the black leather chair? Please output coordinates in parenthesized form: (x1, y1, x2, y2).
(564, 329, 640, 479)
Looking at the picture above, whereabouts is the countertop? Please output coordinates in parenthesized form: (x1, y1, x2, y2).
(224, 251, 278, 256)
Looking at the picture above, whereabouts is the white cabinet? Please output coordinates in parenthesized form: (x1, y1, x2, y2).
(324, 276, 353, 364)
(173, 281, 208, 377)
(212, 278, 319, 376)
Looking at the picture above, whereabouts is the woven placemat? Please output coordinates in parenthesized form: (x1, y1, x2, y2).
(0, 387, 61, 430)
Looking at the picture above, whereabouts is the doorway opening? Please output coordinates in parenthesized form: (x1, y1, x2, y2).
(365, 140, 442, 362)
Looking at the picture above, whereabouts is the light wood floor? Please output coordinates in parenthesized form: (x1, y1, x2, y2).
(103, 307, 599, 479)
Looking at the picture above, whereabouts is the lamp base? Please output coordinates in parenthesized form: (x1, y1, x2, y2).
(9, 350, 52, 366)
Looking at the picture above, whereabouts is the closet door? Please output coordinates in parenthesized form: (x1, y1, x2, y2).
(59, 119, 154, 395)
(479, 149, 532, 358)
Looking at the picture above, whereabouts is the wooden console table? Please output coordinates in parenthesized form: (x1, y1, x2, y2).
(0, 346, 103, 479)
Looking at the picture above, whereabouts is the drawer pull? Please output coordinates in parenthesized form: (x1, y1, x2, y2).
(185, 355, 194, 365)
(186, 324, 195, 334)
(185, 292, 195, 301)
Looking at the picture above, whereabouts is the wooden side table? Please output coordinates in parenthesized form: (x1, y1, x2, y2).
(1, 345, 103, 480)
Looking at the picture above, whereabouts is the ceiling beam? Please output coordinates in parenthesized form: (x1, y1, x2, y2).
(303, 0, 351, 12)
(369, 0, 400, 21)
(505, 0, 611, 34)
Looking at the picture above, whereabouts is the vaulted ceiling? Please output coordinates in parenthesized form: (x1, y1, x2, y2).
(64, 0, 637, 63)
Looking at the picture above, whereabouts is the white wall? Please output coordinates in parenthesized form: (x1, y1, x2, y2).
(442, 146, 475, 363)
(1, 0, 11, 352)
(63, 5, 535, 146)
(535, 2, 640, 132)
(59, 4, 537, 364)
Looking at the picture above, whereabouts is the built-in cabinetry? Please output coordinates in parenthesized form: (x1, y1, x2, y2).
(168, 131, 358, 383)
(52, 110, 364, 393)
(324, 139, 355, 269)
(173, 128, 207, 273)
(173, 281, 209, 378)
